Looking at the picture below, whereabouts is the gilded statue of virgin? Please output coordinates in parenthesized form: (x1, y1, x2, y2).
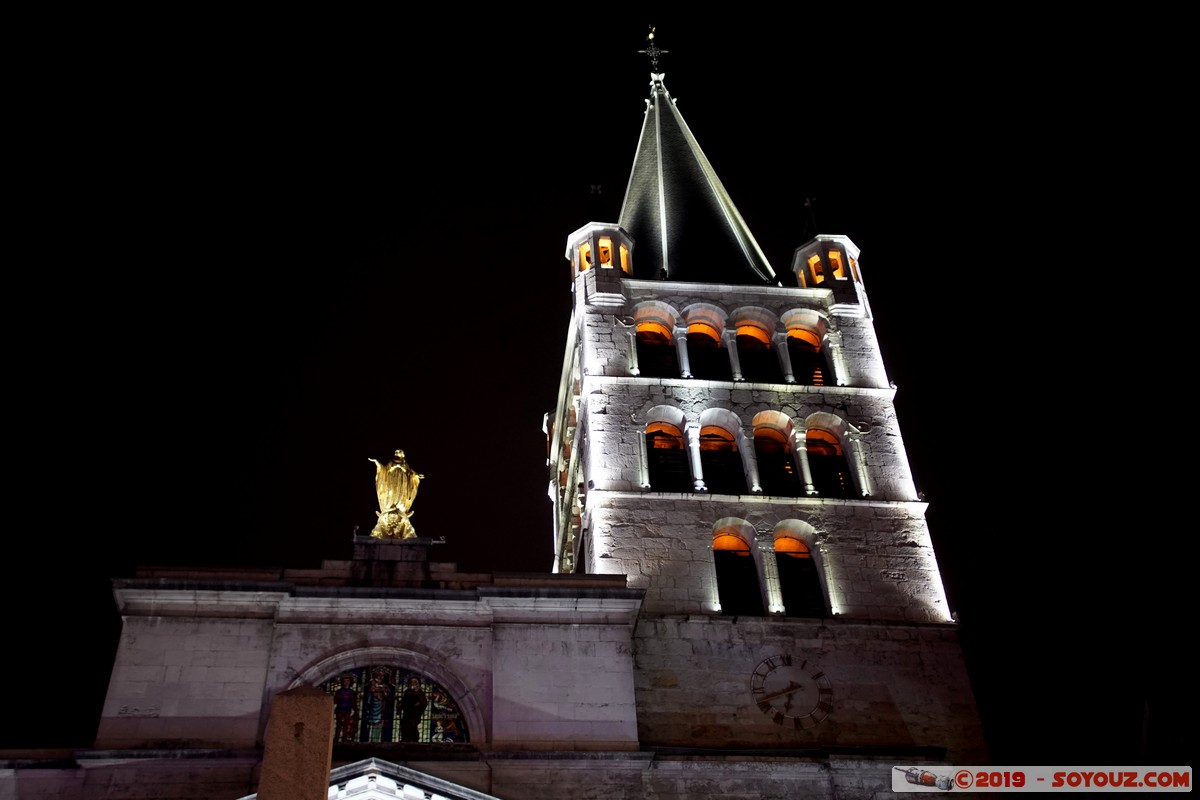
(368, 449, 424, 539)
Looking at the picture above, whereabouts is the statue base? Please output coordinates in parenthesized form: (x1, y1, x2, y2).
(351, 535, 445, 586)
(369, 509, 417, 540)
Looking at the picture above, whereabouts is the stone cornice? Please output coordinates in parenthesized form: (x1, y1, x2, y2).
(110, 582, 646, 627)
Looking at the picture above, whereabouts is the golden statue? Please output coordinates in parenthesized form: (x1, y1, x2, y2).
(368, 449, 425, 539)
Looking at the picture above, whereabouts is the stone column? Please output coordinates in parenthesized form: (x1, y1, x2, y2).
(774, 332, 795, 383)
(738, 426, 762, 494)
(619, 318, 639, 376)
(825, 329, 846, 386)
(756, 527, 784, 614)
(847, 429, 873, 497)
(634, 416, 651, 490)
(674, 325, 693, 378)
(258, 685, 334, 800)
(723, 329, 743, 381)
(685, 422, 707, 492)
(791, 429, 818, 496)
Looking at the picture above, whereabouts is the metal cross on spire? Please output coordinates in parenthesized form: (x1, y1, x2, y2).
(637, 25, 669, 70)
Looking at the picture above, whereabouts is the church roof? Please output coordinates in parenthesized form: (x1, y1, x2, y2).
(618, 72, 778, 285)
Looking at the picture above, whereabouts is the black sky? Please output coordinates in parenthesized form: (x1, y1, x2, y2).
(9, 10, 1190, 766)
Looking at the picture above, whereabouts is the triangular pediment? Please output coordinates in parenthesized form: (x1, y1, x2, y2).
(236, 756, 504, 800)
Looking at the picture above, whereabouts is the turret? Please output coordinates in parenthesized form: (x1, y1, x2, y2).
(791, 234, 871, 317)
(566, 222, 634, 308)
(566, 222, 633, 277)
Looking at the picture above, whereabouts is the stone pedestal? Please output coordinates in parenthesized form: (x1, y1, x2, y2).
(258, 685, 334, 800)
(351, 535, 442, 585)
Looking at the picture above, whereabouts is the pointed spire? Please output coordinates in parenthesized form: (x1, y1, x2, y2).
(618, 29, 777, 286)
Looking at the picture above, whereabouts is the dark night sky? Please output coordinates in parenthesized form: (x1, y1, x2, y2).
(8, 9, 1190, 766)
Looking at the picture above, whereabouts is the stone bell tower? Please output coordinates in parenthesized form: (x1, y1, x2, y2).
(543, 44, 987, 794)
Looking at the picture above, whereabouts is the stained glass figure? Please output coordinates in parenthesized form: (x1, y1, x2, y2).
(319, 665, 469, 744)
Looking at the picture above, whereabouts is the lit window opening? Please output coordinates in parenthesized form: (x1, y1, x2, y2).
(787, 329, 826, 386)
(598, 236, 614, 268)
(754, 427, 801, 497)
(713, 530, 764, 616)
(807, 254, 824, 285)
(806, 429, 850, 497)
(687, 322, 722, 343)
(775, 537, 826, 618)
(828, 249, 847, 279)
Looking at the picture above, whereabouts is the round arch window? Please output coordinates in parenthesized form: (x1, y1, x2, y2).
(321, 665, 470, 744)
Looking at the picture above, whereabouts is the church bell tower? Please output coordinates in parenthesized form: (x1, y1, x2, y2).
(545, 37, 987, 782)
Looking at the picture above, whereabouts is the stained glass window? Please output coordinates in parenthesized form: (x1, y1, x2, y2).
(320, 665, 470, 744)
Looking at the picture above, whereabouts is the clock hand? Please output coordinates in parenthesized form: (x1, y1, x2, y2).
(759, 680, 805, 703)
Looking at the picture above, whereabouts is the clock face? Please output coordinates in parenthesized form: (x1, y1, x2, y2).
(750, 653, 833, 729)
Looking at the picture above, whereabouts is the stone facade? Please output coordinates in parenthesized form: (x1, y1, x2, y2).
(0, 538, 982, 798)
(535, 219, 988, 796)
(632, 617, 985, 760)
(0, 64, 987, 800)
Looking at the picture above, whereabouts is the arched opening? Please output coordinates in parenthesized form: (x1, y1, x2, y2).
(698, 425, 747, 495)
(635, 321, 679, 378)
(320, 665, 470, 744)
(806, 254, 825, 286)
(645, 421, 691, 492)
(827, 249, 848, 279)
(714, 530, 764, 616)
(775, 537, 827, 618)
(787, 329, 828, 386)
(686, 322, 732, 381)
(806, 428, 852, 497)
(754, 427, 801, 497)
(736, 325, 783, 383)
(597, 236, 614, 268)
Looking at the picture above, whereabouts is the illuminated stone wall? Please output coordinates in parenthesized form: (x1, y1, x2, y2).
(546, 239, 988, 774)
(576, 380, 918, 500)
(630, 616, 987, 764)
(96, 597, 280, 749)
(94, 579, 641, 756)
(582, 495, 947, 622)
(578, 277, 892, 391)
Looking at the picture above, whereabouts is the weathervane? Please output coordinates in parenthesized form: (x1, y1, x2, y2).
(801, 197, 819, 240)
(638, 25, 668, 70)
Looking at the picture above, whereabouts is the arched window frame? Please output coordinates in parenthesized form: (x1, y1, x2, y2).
(629, 301, 683, 379)
(771, 522, 830, 618)
(287, 645, 486, 746)
(711, 518, 767, 616)
(697, 408, 753, 495)
(680, 303, 732, 382)
(751, 410, 802, 498)
(781, 308, 838, 386)
(729, 306, 784, 384)
(799, 412, 870, 498)
(641, 405, 693, 492)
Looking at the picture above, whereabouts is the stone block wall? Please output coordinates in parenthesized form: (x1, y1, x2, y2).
(491, 623, 639, 750)
(584, 494, 949, 623)
(95, 608, 278, 749)
(631, 616, 988, 765)
(578, 378, 917, 501)
(582, 281, 891, 391)
(485, 753, 908, 800)
(95, 581, 643, 756)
